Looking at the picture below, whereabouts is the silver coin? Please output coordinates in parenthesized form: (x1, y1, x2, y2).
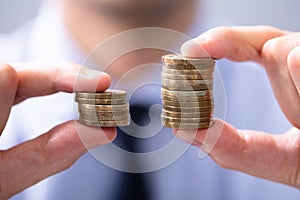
(162, 109, 213, 118)
(78, 119, 130, 127)
(76, 89, 126, 99)
(78, 104, 129, 111)
(161, 72, 213, 80)
(161, 88, 212, 97)
(75, 97, 127, 105)
(162, 67, 214, 75)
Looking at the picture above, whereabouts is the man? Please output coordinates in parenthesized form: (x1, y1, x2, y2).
(0, 0, 299, 199)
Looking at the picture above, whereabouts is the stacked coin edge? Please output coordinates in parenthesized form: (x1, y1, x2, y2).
(161, 54, 215, 129)
(76, 89, 130, 127)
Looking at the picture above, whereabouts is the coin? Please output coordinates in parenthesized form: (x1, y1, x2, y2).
(162, 99, 213, 107)
(79, 119, 130, 127)
(161, 115, 212, 123)
(161, 54, 215, 129)
(162, 78, 213, 85)
(162, 119, 213, 129)
(78, 103, 129, 111)
(162, 67, 214, 75)
(162, 94, 212, 102)
(163, 105, 213, 112)
(162, 84, 213, 91)
(162, 54, 214, 66)
(76, 89, 126, 99)
(79, 109, 129, 116)
(162, 109, 213, 118)
(161, 88, 212, 97)
(79, 113, 130, 121)
(75, 97, 127, 105)
(161, 72, 213, 80)
(163, 62, 214, 70)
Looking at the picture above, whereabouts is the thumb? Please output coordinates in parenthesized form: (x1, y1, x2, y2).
(0, 121, 116, 199)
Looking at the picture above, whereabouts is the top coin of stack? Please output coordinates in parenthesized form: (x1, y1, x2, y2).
(75, 89, 130, 127)
(161, 54, 215, 129)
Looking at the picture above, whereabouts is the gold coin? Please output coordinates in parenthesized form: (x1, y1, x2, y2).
(161, 72, 213, 80)
(78, 104, 129, 111)
(162, 54, 214, 66)
(75, 97, 127, 105)
(163, 62, 215, 70)
(163, 105, 213, 112)
(162, 119, 213, 129)
(162, 78, 213, 85)
(161, 115, 212, 123)
(161, 88, 212, 97)
(79, 113, 130, 121)
(162, 84, 213, 91)
(162, 109, 213, 118)
(162, 67, 214, 75)
(162, 94, 213, 102)
(75, 89, 126, 99)
(79, 109, 129, 116)
(162, 99, 213, 107)
(78, 119, 130, 127)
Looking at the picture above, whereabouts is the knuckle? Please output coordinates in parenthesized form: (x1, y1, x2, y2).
(0, 63, 18, 87)
(39, 133, 54, 165)
(286, 130, 300, 188)
(294, 137, 300, 188)
(262, 38, 284, 69)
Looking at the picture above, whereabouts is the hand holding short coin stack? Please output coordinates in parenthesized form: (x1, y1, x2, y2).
(161, 54, 215, 129)
(76, 89, 130, 127)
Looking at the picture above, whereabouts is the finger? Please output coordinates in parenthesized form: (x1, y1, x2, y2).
(181, 26, 285, 62)
(173, 119, 300, 188)
(10, 62, 111, 104)
(0, 64, 18, 134)
(0, 120, 116, 199)
(261, 33, 300, 127)
(288, 45, 300, 95)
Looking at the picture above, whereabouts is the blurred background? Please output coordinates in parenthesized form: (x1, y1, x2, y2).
(0, 0, 299, 33)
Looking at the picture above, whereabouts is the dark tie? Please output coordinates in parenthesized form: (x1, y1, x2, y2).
(111, 103, 152, 200)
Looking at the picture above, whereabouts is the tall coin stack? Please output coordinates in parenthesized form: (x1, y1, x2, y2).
(161, 54, 215, 129)
(76, 89, 130, 127)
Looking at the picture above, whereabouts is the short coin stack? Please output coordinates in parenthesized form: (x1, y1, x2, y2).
(161, 54, 215, 129)
(75, 89, 130, 127)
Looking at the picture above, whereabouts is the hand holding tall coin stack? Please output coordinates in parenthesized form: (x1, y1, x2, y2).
(76, 89, 130, 127)
(161, 54, 215, 129)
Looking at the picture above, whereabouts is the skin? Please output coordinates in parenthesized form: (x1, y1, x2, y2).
(1, 0, 197, 198)
(175, 26, 300, 188)
(0, 62, 116, 199)
(1, 0, 299, 197)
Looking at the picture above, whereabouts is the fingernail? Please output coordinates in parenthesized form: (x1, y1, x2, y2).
(180, 39, 209, 58)
(79, 68, 108, 80)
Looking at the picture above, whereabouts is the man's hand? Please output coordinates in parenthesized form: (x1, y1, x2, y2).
(175, 26, 300, 188)
(0, 62, 117, 199)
